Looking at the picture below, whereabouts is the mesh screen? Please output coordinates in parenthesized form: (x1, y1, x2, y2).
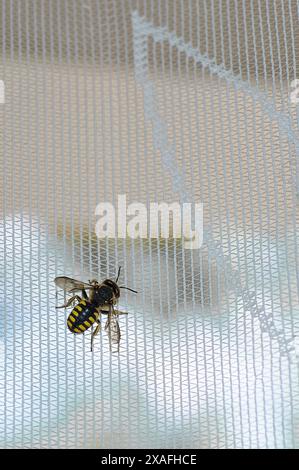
(0, 0, 299, 449)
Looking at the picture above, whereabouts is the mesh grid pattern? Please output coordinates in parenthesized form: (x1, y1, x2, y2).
(0, 0, 298, 448)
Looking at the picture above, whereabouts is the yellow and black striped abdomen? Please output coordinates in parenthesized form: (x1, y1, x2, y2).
(67, 300, 99, 334)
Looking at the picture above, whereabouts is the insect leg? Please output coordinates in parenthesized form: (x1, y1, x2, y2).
(56, 295, 82, 309)
(114, 309, 128, 315)
(81, 288, 88, 299)
(90, 321, 101, 352)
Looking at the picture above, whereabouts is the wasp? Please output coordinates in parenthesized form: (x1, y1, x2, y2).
(54, 267, 137, 352)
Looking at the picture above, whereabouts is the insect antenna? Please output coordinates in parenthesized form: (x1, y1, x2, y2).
(119, 286, 138, 294)
(115, 266, 121, 283)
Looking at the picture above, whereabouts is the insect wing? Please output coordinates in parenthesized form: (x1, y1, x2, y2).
(105, 306, 121, 351)
(54, 276, 91, 293)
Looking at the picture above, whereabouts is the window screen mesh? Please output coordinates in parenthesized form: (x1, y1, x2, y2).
(0, 0, 298, 449)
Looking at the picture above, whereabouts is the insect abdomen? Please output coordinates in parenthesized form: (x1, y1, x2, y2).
(67, 300, 99, 334)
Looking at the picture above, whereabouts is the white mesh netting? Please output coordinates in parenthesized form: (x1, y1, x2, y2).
(0, 0, 299, 448)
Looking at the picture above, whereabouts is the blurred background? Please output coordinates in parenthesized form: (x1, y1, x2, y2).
(0, 0, 298, 448)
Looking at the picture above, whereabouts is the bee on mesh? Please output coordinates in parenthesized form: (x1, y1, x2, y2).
(54, 267, 137, 352)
